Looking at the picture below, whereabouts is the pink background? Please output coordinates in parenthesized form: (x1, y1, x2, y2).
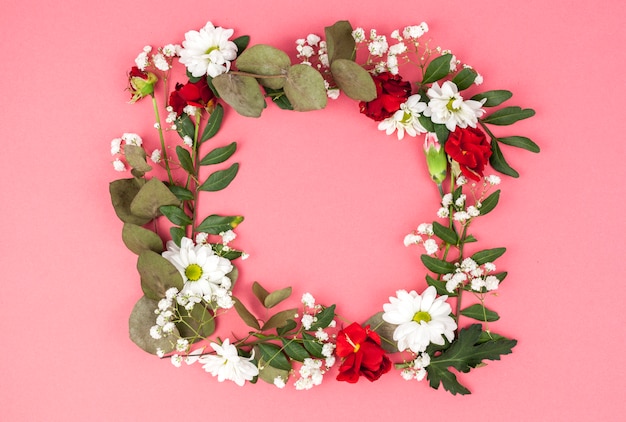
(2, 0, 625, 420)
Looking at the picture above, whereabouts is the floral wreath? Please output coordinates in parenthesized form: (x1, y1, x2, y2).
(109, 20, 538, 395)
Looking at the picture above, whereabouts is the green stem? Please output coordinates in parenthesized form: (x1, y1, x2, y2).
(151, 96, 174, 185)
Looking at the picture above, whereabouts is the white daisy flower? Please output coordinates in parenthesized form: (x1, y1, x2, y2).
(423, 81, 485, 131)
(162, 237, 233, 298)
(179, 21, 238, 78)
(199, 339, 258, 386)
(378, 95, 428, 140)
(382, 286, 457, 353)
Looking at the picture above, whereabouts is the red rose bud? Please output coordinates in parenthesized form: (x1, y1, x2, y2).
(423, 132, 447, 184)
(359, 72, 412, 121)
(335, 322, 392, 383)
(128, 66, 158, 103)
(444, 126, 492, 181)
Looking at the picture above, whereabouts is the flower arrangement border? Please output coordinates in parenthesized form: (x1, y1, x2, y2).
(109, 20, 538, 394)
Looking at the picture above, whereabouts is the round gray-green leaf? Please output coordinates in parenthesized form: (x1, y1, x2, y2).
(212, 73, 266, 117)
(283, 64, 328, 111)
(235, 44, 290, 90)
(109, 178, 151, 225)
(124, 145, 152, 173)
(330, 59, 376, 101)
(363, 312, 399, 353)
(122, 223, 163, 254)
(129, 296, 179, 355)
(130, 178, 180, 220)
(137, 250, 184, 300)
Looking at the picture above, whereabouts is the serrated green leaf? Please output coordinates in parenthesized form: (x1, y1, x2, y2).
(325, 20, 355, 63)
(421, 255, 456, 275)
(175, 113, 196, 140)
(198, 163, 239, 191)
(281, 339, 310, 362)
(212, 73, 266, 117)
(109, 178, 151, 225)
(196, 214, 244, 234)
(478, 189, 500, 216)
(309, 304, 336, 331)
(233, 296, 260, 330)
(200, 104, 224, 143)
(137, 250, 184, 300)
(482, 106, 535, 126)
(176, 146, 194, 174)
(471, 90, 512, 107)
(264, 286, 292, 309)
(422, 54, 452, 84)
(252, 282, 270, 305)
(302, 333, 325, 358)
(498, 136, 540, 153)
(432, 221, 458, 245)
(168, 185, 194, 201)
(460, 304, 500, 322)
(258, 343, 291, 371)
(129, 296, 178, 355)
(177, 302, 216, 339)
(262, 308, 298, 331)
(283, 64, 328, 111)
(489, 140, 519, 178)
(159, 205, 192, 226)
(470, 247, 506, 265)
(200, 142, 237, 166)
(451, 68, 477, 91)
(330, 59, 376, 101)
(122, 223, 163, 254)
(236, 44, 290, 90)
(363, 312, 398, 353)
(130, 178, 180, 220)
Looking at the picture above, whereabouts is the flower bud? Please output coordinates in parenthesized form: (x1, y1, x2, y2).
(128, 66, 158, 103)
(423, 132, 447, 184)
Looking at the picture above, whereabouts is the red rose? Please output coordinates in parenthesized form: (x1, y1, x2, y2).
(128, 66, 157, 103)
(168, 78, 215, 115)
(335, 322, 392, 383)
(359, 72, 412, 121)
(444, 126, 492, 181)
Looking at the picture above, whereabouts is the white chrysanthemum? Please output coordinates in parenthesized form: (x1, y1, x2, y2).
(378, 95, 428, 140)
(382, 286, 457, 353)
(179, 22, 238, 78)
(199, 339, 258, 386)
(162, 237, 233, 298)
(423, 81, 485, 131)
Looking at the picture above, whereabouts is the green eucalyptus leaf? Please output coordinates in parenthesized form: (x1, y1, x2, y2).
(421, 255, 456, 275)
(196, 214, 244, 234)
(497, 136, 540, 153)
(177, 302, 216, 339)
(200, 104, 224, 143)
(257, 360, 289, 385)
(168, 185, 194, 201)
(124, 145, 152, 173)
(363, 312, 399, 353)
(233, 296, 261, 330)
(200, 142, 237, 166)
(470, 247, 506, 265)
(258, 343, 291, 371)
(261, 308, 298, 331)
(252, 282, 270, 305)
(236, 44, 290, 90)
(471, 90, 512, 107)
(109, 178, 151, 225)
(281, 339, 310, 362)
(122, 223, 163, 255)
(176, 146, 194, 174)
(137, 250, 184, 300)
(478, 190, 500, 216)
(460, 304, 500, 322)
(264, 286, 292, 309)
(283, 64, 328, 111)
(198, 163, 239, 192)
(451, 67, 477, 91)
(432, 221, 458, 245)
(129, 296, 178, 355)
(422, 54, 453, 84)
(159, 205, 192, 226)
(330, 59, 376, 101)
(212, 73, 266, 117)
(482, 106, 535, 126)
(489, 140, 520, 178)
(130, 178, 180, 220)
(325, 20, 355, 62)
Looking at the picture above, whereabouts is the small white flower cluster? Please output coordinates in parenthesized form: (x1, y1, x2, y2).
(404, 223, 439, 256)
(443, 257, 500, 293)
(110, 133, 143, 171)
(294, 35, 339, 99)
(294, 358, 330, 390)
(298, 293, 337, 370)
(436, 175, 501, 221)
(135, 44, 180, 72)
(400, 352, 431, 381)
(149, 287, 180, 340)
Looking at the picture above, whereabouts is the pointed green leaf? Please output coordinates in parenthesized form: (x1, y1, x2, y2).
(460, 304, 500, 322)
(168, 185, 194, 201)
(422, 54, 453, 84)
(261, 308, 298, 331)
(325, 20, 355, 63)
(129, 296, 178, 355)
(130, 178, 180, 220)
(330, 59, 376, 101)
(212, 73, 266, 117)
(309, 304, 336, 331)
(196, 214, 244, 234)
(451, 67, 477, 91)
(432, 221, 458, 245)
(199, 142, 237, 166)
(176, 146, 194, 174)
(264, 286, 292, 309)
(233, 297, 260, 330)
(498, 136, 540, 153)
(137, 250, 184, 300)
(109, 178, 151, 225)
(478, 189, 500, 216)
(426, 274, 457, 297)
(277, 319, 298, 336)
(489, 140, 519, 178)
(235, 44, 290, 90)
(200, 104, 224, 143)
(421, 255, 456, 275)
(175, 113, 196, 140)
(471, 90, 512, 107)
(258, 343, 291, 371)
(434, 123, 450, 145)
(170, 226, 185, 247)
(212, 243, 244, 260)
(482, 106, 535, 126)
(283, 64, 328, 111)
(264, 87, 293, 110)
(302, 333, 325, 358)
(198, 163, 239, 192)
(281, 339, 310, 362)
(233, 35, 250, 55)
(470, 247, 506, 265)
(252, 282, 270, 305)
(122, 223, 163, 255)
(159, 205, 192, 226)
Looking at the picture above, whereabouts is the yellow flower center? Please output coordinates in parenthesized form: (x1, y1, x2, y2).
(185, 264, 203, 281)
(446, 98, 460, 112)
(205, 46, 218, 55)
(412, 311, 432, 324)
